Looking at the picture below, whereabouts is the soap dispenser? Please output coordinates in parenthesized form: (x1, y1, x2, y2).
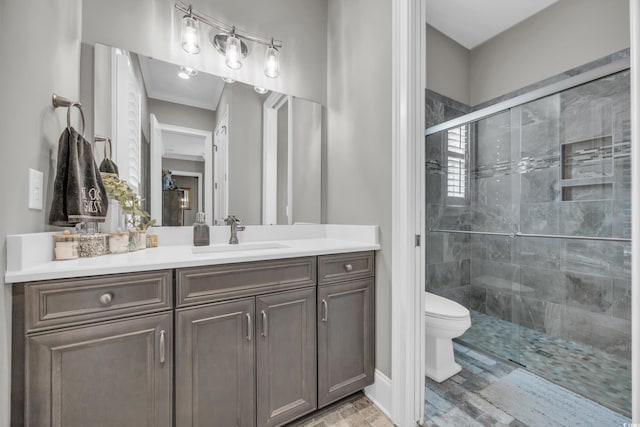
(193, 212, 210, 246)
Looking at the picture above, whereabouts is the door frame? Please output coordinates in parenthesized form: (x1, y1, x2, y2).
(390, 0, 426, 425)
(262, 92, 293, 225)
(392, 1, 640, 425)
(214, 106, 229, 225)
(150, 114, 213, 226)
(630, 1, 639, 422)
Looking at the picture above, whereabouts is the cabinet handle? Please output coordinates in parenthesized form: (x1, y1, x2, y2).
(98, 292, 113, 306)
(246, 313, 252, 341)
(344, 264, 353, 272)
(160, 330, 166, 364)
(321, 299, 328, 322)
(261, 310, 268, 337)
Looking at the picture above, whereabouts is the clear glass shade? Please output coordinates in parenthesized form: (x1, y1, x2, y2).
(264, 46, 280, 78)
(225, 34, 243, 70)
(181, 16, 200, 54)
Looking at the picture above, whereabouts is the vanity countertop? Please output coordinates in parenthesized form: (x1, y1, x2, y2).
(5, 225, 380, 283)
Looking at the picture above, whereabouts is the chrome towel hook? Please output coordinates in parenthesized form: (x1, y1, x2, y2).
(52, 94, 85, 137)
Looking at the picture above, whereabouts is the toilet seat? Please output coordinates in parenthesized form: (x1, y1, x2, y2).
(425, 292, 469, 320)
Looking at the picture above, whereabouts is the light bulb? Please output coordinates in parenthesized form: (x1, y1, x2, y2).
(221, 76, 236, 83)
(181, 15, 200, 54)
(254, 86, 268, 95)
(264, 45, 280, 78)
(178, 66, 197, 79)
(225, 33, 242, 70)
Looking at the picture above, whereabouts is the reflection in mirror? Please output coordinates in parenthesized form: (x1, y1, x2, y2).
(89, 43, 321, 226)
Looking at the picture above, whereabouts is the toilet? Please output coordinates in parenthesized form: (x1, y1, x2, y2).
(424, 292, 471, 383)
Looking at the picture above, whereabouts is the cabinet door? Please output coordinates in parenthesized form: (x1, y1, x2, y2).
(256, 288, 317, 427)
(176, 298, 255, 427)
(317, 278, 375, 408)
(26, 312, 172, 427)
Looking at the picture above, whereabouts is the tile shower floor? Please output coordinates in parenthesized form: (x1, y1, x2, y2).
(424, 343, 631, 426)
(459, 310, 631, 417)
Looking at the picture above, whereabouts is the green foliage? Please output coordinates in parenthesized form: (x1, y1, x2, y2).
(101, 173, 156, 230)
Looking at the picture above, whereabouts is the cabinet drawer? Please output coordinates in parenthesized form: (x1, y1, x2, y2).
(318, 252, 374, 285)
(25, 270, 173, 332)
(176, 257, 316, 307)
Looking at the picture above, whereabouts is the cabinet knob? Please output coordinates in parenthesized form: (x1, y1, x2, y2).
(344, 264, 353, 272)
(99, 292, 113, 306)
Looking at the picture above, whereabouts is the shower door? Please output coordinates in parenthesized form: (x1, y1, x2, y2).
(425, 69, 632, 416)
(511, 71, 632, 415)
(425, 109, 524, 365)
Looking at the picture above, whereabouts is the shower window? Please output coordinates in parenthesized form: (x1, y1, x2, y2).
(446, 125, 468, 199)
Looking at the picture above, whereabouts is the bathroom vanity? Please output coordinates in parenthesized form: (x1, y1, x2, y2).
(6, 225, 378, 427)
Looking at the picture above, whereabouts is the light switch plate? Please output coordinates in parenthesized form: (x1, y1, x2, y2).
(28, 168, 44, 210)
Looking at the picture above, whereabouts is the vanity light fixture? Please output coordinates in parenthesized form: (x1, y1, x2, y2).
(176, 2, 282, 78)
(178, 66, 198, 79)
(180, 6, 201, 54)
(224, 29, 243, 70)
(254, 86, 269, 95)
(264, 42, 279, 79)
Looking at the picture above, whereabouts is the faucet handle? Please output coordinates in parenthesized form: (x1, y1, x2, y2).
(224, 215, 239, 225)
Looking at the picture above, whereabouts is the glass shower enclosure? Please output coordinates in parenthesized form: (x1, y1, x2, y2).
(425, 67, 632, 416)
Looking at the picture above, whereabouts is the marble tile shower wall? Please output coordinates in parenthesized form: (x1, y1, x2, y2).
(426, 70, 632, 359)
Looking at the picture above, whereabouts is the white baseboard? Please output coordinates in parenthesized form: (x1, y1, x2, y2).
(364, 370, 393, 420)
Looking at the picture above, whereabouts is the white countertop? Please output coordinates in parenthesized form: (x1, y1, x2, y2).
(5, 225, 380, 283)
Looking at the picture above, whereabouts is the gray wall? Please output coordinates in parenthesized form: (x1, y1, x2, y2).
(426, 24, 470, 105)
(218, 83, 264, 224)
(426, 0, 630, 107)
(81, 0, 328, 104)
(0, 1, 83, 425)
(469, 0, 630, 105)
(292, 97, 322, 224)
(326, 0, 392, 378)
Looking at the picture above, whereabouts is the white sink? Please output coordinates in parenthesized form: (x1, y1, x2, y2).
(191, 242, 290, 254)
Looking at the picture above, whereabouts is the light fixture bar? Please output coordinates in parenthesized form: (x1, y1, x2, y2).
(175, 2, 283, 49)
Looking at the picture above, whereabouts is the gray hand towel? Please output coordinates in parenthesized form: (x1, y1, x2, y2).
(49, 127, 109, 226)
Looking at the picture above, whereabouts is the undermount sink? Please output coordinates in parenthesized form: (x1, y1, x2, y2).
(191, 242, 290, 254)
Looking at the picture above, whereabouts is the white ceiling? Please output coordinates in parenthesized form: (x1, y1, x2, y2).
(137, 55, 224, 111)
(426, 0, 559, 50)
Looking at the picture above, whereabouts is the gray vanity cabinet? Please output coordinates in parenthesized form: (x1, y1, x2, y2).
(317, 252, 375, 408)
(176, 258, 318, 427)
(12, 270, 174, 427)
(175, 298, 256, 427)
(26, 312, 173, 427)
(256, 287, 317, 427)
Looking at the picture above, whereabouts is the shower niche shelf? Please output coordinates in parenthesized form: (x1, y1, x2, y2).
(560, 136, 613, 201)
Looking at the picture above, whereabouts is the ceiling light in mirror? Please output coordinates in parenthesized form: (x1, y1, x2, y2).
(254, 86, 268, 95)
(181, 13, 201, 54)
(264, 45, 280, 78)
(178, 66, 198, 79)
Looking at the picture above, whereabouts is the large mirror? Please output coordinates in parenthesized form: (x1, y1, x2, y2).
(85, 43, 322, 226)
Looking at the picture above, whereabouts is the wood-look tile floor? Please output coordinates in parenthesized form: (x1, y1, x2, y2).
(287, 393, 395, 427)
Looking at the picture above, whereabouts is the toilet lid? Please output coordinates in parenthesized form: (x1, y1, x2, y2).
(425, 293, 469, 319)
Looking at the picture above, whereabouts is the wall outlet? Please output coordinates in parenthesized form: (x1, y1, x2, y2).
(28, 168, 44, 210)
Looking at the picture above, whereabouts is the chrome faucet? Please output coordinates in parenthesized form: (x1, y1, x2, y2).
(224, 215, 245, 244)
